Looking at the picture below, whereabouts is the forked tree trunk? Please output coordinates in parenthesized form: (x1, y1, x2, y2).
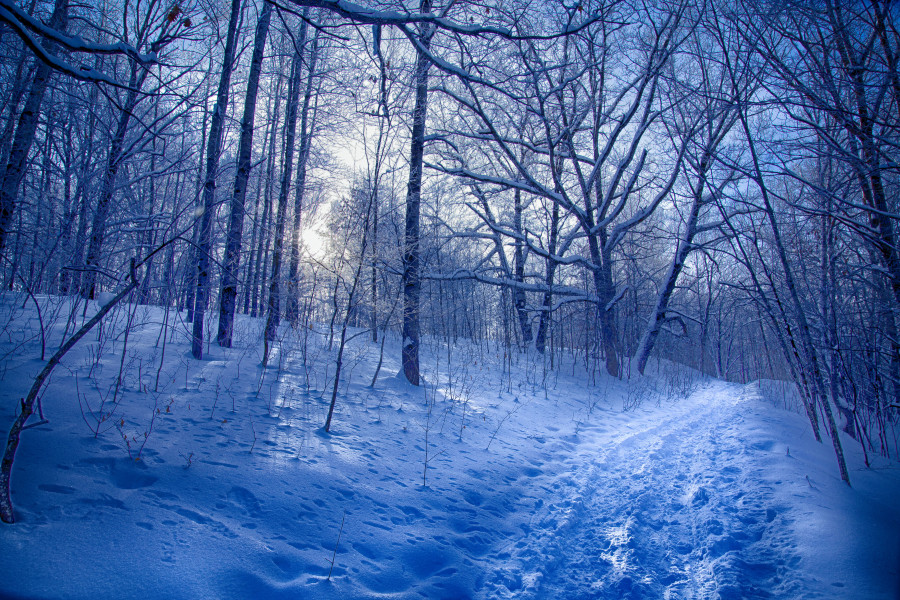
(635, 147, 717, 375)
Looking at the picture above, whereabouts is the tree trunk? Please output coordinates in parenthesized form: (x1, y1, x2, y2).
(264, 26, 309, 363)
(513, 188, 532, 348)
(0, 55, 33, 178)
(586, 228, 619, 378)
(635, 151, 712, 374)
(536, 200, 559, 354)
(0, 0, 68, 257)
(82, 60, 150, 299)
(401, 0, 433, 386)
(137, 123, 159, 305)
(217, 0, 272, 348)
(286, 30, 320, 326)
(248, 80, 282, 317)
(192, 0, 243, 359)
(738, 101, 850, 484)
(184, 90, 210, 321)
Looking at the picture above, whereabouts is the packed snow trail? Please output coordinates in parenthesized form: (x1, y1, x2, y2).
(479, 381, 896, 600)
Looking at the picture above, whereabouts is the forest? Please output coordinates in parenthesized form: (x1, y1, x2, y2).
(0, 0, 899, 597)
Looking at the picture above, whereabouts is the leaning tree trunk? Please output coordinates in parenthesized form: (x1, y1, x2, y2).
(635, 151, 712, 375)
(401, 0, 433, 386)
(192, 0, 242, 359)
(217, 0, 272, 348)
(738, 100, 850, 484)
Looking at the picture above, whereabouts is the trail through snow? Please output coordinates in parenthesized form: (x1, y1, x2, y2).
(0, 298, 897, 599)
(485, 382, 807, 599)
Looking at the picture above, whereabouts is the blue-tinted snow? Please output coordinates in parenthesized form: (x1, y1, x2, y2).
(0, 295, 897, 599)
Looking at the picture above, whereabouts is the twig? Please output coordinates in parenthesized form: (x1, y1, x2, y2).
(327, 510, 346, 581)
(486, 399, 524, 451)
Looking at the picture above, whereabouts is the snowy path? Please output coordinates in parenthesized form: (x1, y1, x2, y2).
(480, 381, 886, 599)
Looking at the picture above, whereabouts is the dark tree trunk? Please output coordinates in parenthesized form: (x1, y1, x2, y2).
(536, 200, 559, 355)
(635, 146, 718, 374)
(192, 0, 243, 359)
(401, 0, 433, 386)
(264, 25, 309, 363)
(217, 0, 272, 348)
(512, 188, 531, 348)
(184, 93, 210, 322)
(0, 0, 68, 257)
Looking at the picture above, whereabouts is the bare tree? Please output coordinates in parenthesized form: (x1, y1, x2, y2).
(217, 0, 273, 348)
(192, 0, 244, 359)
(263, 17, 317, 365)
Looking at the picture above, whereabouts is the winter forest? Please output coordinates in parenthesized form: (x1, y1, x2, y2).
(0, 0, 899, 598)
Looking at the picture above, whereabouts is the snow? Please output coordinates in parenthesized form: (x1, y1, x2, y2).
(0, 295, 898, 599)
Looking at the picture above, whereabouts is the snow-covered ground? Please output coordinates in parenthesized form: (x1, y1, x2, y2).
(0, 295, 897, 599)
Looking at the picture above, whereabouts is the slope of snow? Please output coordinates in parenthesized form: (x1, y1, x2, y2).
(0, 295, 897, 599)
